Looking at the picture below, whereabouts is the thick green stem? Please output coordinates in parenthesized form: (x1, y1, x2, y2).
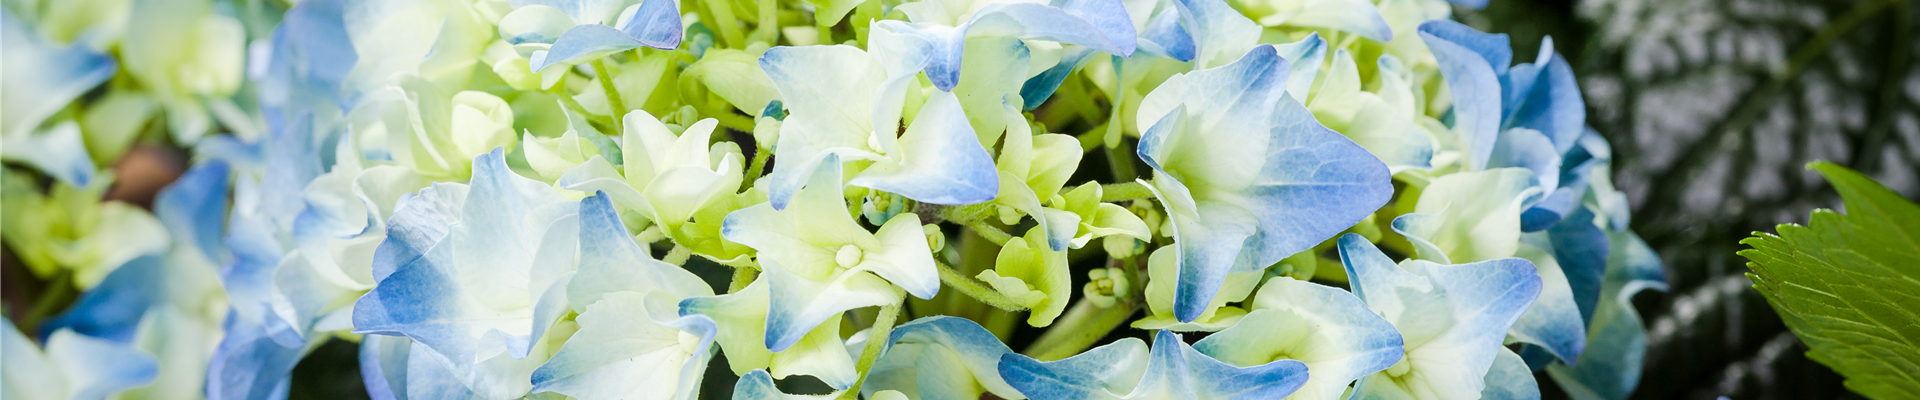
(590, 60, 627, 134)
(742, 147, 772, 192)
(1101, 181, 1153, 202)
(966, 221, 1014, 246)
(21, 271, 75, 331)
(842, 302, 901, 399)
(728, 265, 758, 294)
(663, 245, 693, 265)
(935, 260, 1029, 312)
(704, 0, 746, 49)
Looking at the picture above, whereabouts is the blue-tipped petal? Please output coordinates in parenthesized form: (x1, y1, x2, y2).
(4, 318, 159, 400)
(1020, 46, 1097, 109)
(1138, 45, 1391, 322)
(1419, 20, 1508, 170)
(968, 1, 1137, 57)
(402, 343, 478, 399)
(1507, 242, 1587, 365)
(158, 161, 235, 263)
(863, 316, 1021, 400)
(1171, 0, 1261, 68)
(617, 0, 682, 48)
(1545, 231, 1666, 399)
(847, 91, 998, 205)
(1501, 42, 1583, 154)
(1549, 207, 1610, 323)
(1196, 277, 1404, 400)
(207, 313, 319, 400)
(1, 10, 115, 185)
(1272, 33, 1327, 101)
(531, 291, 716, 400)
(1481, 346, 1542, 400)
(568, 192, 715, 312)
(1134, 7, 1194, 61)
(1487, 127, 1562, 197)
(359, 334, 412, 400)
(1000, 330, 1310, 399)
(759, 260, 900, 353)
(1340, 234, 1544, 399)
(40, 256, 167, 342)
(535, 24, 669, 72)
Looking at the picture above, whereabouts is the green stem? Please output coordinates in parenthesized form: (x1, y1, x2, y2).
(842, 302, 902, 399)
(1028, 301, 1138, 361)
(742, 146, 772, 192)
(1105, 139, 1137, 181)
(1101, 181, 1153, 202)
(967, 221, 1014, 246)
(935, 260, 1029, 312)
(590, 60, 627, 134)
(936, 203, 997, 225)
(663, 245, 693, 265)
(704, 0, 746, 49)
(729, 265, 758, 294)
(21, 271, 75, 331)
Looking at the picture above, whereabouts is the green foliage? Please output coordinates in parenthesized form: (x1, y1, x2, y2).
(1740, 161, 1920, 399)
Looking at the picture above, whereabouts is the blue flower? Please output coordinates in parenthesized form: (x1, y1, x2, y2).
(0, 9, 115, 187)
(1135, 44, 1392, 322)
(861, 316, 1023, 400)
(873, 0, 1137, 91)
(1417, 20, 1588, 232)
(1000, 329, 1311, 399)
(757, 39, 998, 209)
(1337, 234, 1543, 400)
(352, 149, 580, 399)
(3, 318, 159, 400)
(1193, 277, 1404, 400)
(519, 0, 684, 72)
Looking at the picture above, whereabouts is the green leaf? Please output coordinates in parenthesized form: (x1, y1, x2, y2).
(1739, 161, 1920, 400)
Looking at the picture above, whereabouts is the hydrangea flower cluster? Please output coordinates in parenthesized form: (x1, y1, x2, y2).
(2, 0, 1669, 399)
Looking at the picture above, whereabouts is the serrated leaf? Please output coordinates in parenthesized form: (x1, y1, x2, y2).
(1739, 161, 1920, 400)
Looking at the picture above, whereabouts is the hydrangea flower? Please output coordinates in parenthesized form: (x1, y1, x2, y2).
(1337, 234, 1542, 400)
(757, 36, 998, 209)
(1001, 329, 1311, 399)
(873, 0, 1138, 91)
(120, 0, 248, 143)
(509, 0, 683, 72)
(352, 149, 579, 399)
(679, 278, 863, 389)
(861, 316, 1024, 400)
(0, 9, 115, 186)
(351, 76, 519, 181)
(717, 160, 940, 351)
(1192, 276, 1404, 400)
(1135, 44, 1392, 322)
(558, 112, 747, 263)
(2, 319, 159, 400)
(528, 193, 718, 400)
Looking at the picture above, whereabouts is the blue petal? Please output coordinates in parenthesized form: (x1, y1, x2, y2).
(617, 0, 682, 48)
(568, 192, 716, 311)
(1487, 127, 1562, 197)
(257, 0, 357, 114)
(1196, 278, 1403, 400)
(1000, 330, 1310, 399)
(998, 337, 1149, 399)
(54, 328, 161, 400)
(40, 256, 167, 342)
(1545, 231, 1667, 399)
(1139, 48, 1392, 321)
(530, 291, 716, 400)
(1, 10, 115, 185)
(359, 334, 413, 400)
(1481, 347, 1542, 400)
(264, 114, 330, 227)
(1, 122, 97, 188)
(1419, 20, 1509, 170)
(1507, 240, 1587, 366)
(969, 1, 1138, 56)
(1501, 42, 1583, 154)
(158, 161, 235, 264)
(535, 24, 663, 72)
(1272, 33, 1327, 101)
(207, 313, 317, 400)
(402, 343, 478, 398)
(1444, 0, 1490, 8)
(1549, 206, 1610, 323)
(871, 21, 966, 91)
(732, 370, 789, 399)
(847, 91, 1000, 205)
(1170, 0, 1260, 68)
(759, 260, 899, 352)
(1417, 20, 1512, 72)
(1020, 46, 1097, 110)
(864, 316, 1020, 400)
(1134, 7, 1194, 61)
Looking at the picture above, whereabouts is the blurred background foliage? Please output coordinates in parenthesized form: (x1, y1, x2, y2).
(8, 0, 1917, 398)
(1468, 0, 1919, 398)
